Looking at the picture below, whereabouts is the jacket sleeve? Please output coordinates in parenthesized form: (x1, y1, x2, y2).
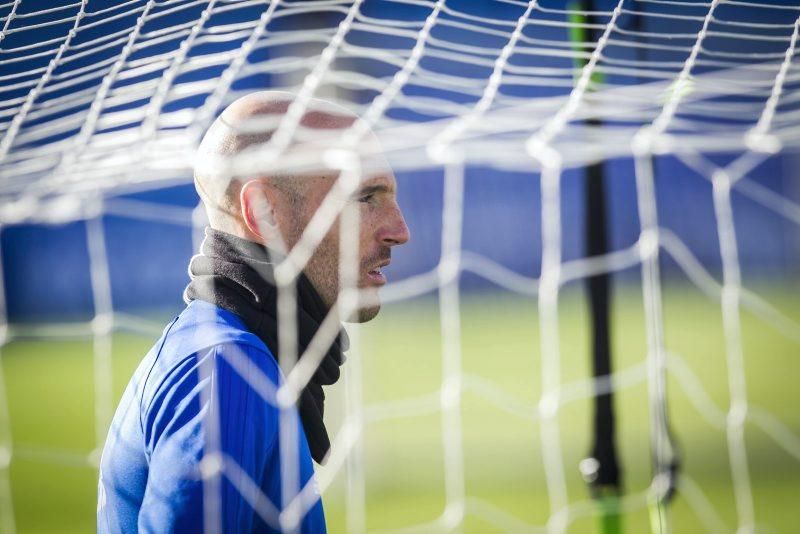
(137, 342, 282, 533)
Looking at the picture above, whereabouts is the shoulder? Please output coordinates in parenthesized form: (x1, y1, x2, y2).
(170, 299, 269, 356)
(138, 301, 281, 432)
(149, 300, 275, 377)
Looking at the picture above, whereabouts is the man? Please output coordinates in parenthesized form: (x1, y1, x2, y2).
(97, 91, 410, 532)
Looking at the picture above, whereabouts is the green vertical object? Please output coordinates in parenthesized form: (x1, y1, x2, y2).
(567, 3, 622, 534)
(567, 3, 606, 87)
(584, 485, 623, 534)
(595, 486, 623, 534)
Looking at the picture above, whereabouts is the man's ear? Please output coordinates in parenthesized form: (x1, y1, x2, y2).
(240, 179, 280, 243)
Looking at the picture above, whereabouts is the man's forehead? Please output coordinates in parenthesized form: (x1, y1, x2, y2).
(303, 168, 395, 192)
(303, 133, 395, 188)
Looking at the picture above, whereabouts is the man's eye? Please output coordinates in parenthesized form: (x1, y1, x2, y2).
(359, 194, 374, 203)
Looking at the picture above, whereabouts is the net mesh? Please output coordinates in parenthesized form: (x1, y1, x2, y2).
(1, 0, 800, 532)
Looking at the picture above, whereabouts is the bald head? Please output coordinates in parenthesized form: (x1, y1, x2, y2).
(194, 91, 358, 236)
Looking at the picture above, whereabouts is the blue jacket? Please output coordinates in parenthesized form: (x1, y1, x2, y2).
(98, 300, 326, 533)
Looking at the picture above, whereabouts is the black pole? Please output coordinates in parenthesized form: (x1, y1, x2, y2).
(583, 141, 621, 494)
(571, 2, 622, 498)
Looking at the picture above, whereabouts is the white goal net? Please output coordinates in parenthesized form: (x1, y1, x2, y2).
(1, 0, 799, 532)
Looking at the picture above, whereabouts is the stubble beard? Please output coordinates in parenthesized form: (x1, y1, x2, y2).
(305, 257, 382, 324)
(291, 213, 385, 324)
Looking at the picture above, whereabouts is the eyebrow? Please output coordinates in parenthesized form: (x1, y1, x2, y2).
(356, 184, 392, 197)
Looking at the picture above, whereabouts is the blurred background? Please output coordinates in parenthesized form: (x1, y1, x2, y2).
(1, 0, 799, 532)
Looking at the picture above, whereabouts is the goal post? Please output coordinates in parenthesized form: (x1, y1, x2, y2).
(567, 3, 625, 534)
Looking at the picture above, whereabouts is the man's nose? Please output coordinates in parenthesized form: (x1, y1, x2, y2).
(380, 205, 410, 246)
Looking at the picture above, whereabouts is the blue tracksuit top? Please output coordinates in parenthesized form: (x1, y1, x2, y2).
(97, 299, 326, 533)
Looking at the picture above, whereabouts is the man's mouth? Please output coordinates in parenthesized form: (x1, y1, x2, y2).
(365, 261, 389, 286)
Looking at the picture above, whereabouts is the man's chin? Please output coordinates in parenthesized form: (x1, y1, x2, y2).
(356, 304, 380, 323)
(342, 303, 380, 323)
(342, 288, 381, 323)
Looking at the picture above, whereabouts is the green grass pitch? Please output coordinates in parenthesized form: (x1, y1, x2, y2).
(2, 283, 799, 533)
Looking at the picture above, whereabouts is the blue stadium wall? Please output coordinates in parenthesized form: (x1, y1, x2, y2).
(4, 153, 798, 321)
